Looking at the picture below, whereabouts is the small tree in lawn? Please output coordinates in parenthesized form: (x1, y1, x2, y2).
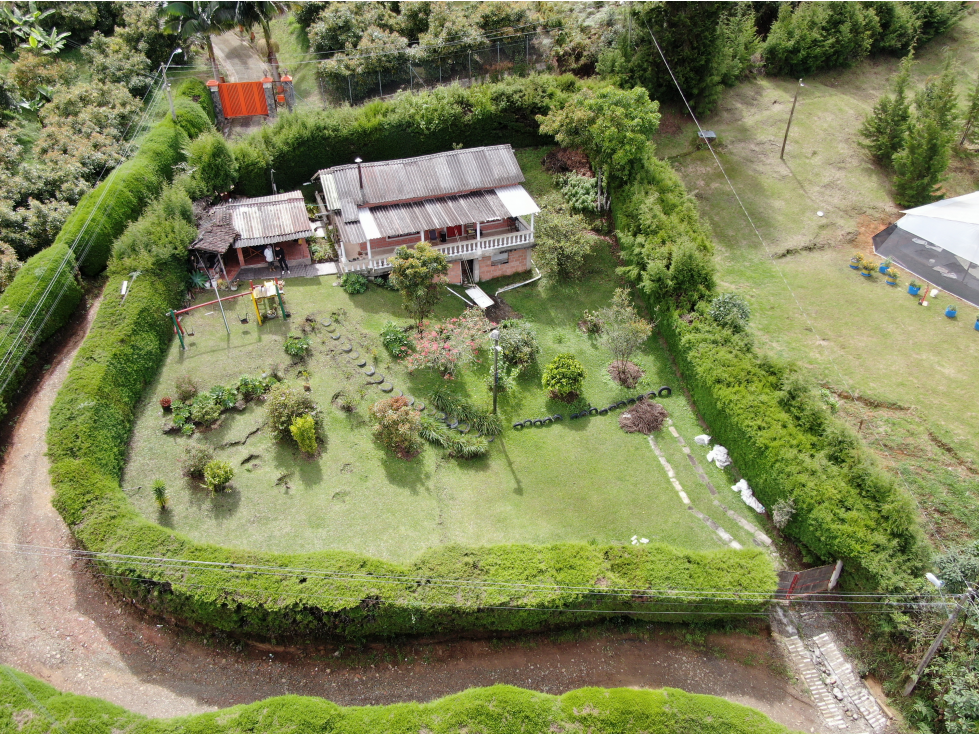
(369, 396, 421, 459)
(389, 242, 449, 326)
(533, 208, 592, 283)
(289, 414, 319, 456)
(542, 353, 586, 403)
(596, 288, 653, 386)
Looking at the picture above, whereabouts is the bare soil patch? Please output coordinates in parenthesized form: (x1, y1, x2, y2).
(542, 147, 593, 177)
(608, 360, 644, 388)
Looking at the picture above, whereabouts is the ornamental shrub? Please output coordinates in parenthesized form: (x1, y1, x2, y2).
(389, 242, 449, 324)
(183, 444, 214, 479)
(557, 173, 598, 214)
(203, 460, 234, 492)
(174, 77, 216, 124)
(189, 393, 222, 426)
(497, 319, 540, 367)
(290, 414, 319, 455)
(709, 293, 751, 332)
(152, 480, 167, 510)
(284, 334, 311, 360)
(174, 375, 198, 402)
(380, 321, 412, 358)
(542, 354, 586, 402)
(404, 309, 489, 376)
(266, 382, 318, 440)
(186, 131, 238, 198)
(532, 208, 592, 282)
(369, 396, 421, 458)
(340, 272, 368, 294)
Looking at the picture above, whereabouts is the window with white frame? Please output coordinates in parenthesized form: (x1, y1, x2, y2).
(491, 250, 510, 264)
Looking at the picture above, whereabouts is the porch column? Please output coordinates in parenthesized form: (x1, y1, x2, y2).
(366, 238, 372, 263)
(476, 222, 481, 241)
(530, 213, 535, 236)
(236, 247, 245, 267)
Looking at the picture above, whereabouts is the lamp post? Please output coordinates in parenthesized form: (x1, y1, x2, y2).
(161, 47, 183, 122)
(490, 328, 501, 414)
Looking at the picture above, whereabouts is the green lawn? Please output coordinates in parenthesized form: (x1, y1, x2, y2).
(656, 12, 979, 544)
(121, 154, 770, 563)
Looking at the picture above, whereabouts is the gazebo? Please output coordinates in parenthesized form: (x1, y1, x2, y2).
(190, 191, 315, 283)
(873, 191, 979, 307)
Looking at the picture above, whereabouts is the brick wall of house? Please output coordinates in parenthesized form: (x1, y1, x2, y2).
(445, 248, 532, 285)
(477, 247, 531, 281)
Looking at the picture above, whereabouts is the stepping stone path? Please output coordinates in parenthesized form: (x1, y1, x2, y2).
(348, 351, 359, 360)
(341, 344, 352, 353)
(331, 334, 341, 340)
(379, 383, 394, 393)
(364, 366, 375, 376)
(415, 403, 425, 412)
(356, 358, 367, 367)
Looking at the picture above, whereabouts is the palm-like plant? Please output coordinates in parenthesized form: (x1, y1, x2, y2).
(159, 1, 237, 82)
(232, 1, 289, 82)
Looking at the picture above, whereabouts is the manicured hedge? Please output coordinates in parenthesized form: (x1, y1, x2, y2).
(0, 666, 798, 734)
(0, 244, 83, 421)
(46, 264, 774, 640)
(174, 76, 216, 124)
(613, 147, 928, 593)
(234, 74, 579, 195)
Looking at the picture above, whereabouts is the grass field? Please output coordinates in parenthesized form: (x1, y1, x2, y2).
(121, 154, 770, 562)
(656, 11, 979, 546)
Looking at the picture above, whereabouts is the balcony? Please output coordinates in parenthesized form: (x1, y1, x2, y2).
(340, 218, 534, 275)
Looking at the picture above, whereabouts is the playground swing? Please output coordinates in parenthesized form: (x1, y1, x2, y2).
(169, 278, 289, 349)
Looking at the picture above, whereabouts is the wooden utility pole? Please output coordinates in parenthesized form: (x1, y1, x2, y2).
(903, 587, 976, 696)
(780, 79, 804, 160)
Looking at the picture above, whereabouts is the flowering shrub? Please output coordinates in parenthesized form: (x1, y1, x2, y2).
(380, 321, 412, 358)
(369, 396, 421, 459)
(404, 309, 489, 377)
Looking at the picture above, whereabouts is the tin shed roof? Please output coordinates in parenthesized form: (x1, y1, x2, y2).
(228, 191, 314, 247)
(318, 145, 525, 211)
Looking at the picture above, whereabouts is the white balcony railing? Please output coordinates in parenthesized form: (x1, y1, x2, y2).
(342, 228, 534, 274)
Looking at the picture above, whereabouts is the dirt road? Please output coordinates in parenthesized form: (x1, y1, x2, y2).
(0, 296, 828, 732)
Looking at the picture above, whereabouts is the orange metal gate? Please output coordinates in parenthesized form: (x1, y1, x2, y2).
(217, 81, 268, 118)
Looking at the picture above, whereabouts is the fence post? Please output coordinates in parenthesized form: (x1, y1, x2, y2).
(378, 69, 383, 97)
(261, 76, 276, 118)
(469, 50, 472, 80)
(348, 75, 352, 105)
(206, 80, 224, 126)
(281, 75, 295, 112)
(409, 61, 412, 90)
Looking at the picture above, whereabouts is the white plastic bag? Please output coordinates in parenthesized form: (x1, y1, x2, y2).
(706, 445, 731, 468)
(732, 479, 765, 513)
(694, 434, 712, 446)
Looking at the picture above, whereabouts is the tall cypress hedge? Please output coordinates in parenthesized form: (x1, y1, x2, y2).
(0, 667, 796, 734)
(234, 74, 578, 195)
(612, 147, 928, 592)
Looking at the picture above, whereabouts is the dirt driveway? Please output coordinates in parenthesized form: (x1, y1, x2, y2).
(0, 296, 828, 733)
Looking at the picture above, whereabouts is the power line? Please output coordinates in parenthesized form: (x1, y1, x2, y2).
(0, 72, 169, 397)
(638, 18, 952, 561)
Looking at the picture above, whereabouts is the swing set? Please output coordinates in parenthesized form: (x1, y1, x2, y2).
(168, 279, 289, 349)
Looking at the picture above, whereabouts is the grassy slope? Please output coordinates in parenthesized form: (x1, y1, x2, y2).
(121, 151, 769, 562)
(268, 14, 320, 108)
(658, 12, 979, 546)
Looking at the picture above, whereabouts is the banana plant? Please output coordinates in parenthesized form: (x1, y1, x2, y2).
(19, 26, 71, 55)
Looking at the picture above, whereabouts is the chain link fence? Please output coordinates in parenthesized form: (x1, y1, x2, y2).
(317, 30, 555, 107)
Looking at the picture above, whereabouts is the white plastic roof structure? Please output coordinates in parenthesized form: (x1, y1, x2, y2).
(898, 191, 979, 264)
(494, 184, 541, 217)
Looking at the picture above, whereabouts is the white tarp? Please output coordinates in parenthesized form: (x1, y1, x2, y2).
(732, 479, 766, 514)
(494, 184, 541, 217)
(897, 191, 979, 264)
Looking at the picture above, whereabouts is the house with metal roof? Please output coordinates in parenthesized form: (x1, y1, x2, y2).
(190, 191, 315, 282)
(316, 144, 540, 284)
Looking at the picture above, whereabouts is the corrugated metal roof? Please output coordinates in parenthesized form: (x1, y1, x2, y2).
(319, 144, 525, 209)
(226, 191, 314, 248)
(365, 189, 512, 239)
(319, 172, 341, 211)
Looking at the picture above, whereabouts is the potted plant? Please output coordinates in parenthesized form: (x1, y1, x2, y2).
(859, 260, 875, 278)
(885, 268, 899, 286)
(849, 253, 862, 270)
(908, 279, 921, 296)
(945, 304, 957, 318)
(878, 257, 893, 274)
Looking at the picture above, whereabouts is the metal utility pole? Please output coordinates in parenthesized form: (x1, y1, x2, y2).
(196, 252, 230, 335)
(490, 329, 501, 414)
(903, 586, 976, 696)
(161, 47, 183, 122)
(780, 79, 804, 160)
